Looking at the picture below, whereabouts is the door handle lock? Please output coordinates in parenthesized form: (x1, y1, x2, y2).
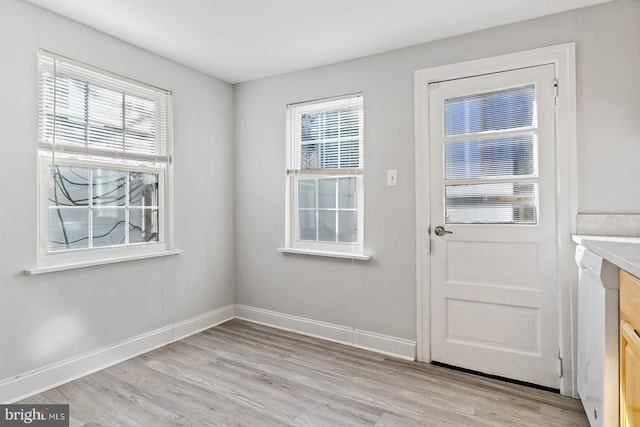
(434, 226, 453, 236)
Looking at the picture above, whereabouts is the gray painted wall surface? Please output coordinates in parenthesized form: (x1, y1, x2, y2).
(234, 0, 640, 340)
(0, 0, 235, 381)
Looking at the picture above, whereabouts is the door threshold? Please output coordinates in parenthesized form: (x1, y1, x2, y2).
(431, 361, 560, 394)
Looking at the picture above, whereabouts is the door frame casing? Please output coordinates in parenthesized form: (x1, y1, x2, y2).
(414, 43, 577, 396)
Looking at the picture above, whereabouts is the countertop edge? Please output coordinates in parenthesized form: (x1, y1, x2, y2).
(573, 235, 640, 278)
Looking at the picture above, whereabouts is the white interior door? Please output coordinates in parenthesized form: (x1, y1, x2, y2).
(428, 64, 560, 388)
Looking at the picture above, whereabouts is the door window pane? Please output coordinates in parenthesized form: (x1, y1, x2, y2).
(445, 134, 536, 180)
(445, 182, 537, 224)
(445, 85, 534, 136)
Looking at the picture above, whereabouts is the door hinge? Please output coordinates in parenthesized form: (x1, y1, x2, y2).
(558, 351, 564, 378)
(553, 79, 559, 102)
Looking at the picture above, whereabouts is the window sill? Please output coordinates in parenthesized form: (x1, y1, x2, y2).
(277, 247, 371, 261)
(24, 249, 184, 275)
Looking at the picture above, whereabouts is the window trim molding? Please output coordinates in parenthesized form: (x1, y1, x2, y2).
(284, 94, 366, 256)
(277, 247, 370, 261)
(25, 249, 184, 275)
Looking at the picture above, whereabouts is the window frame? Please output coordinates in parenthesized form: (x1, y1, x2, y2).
(284, 94, 365, 255)
(36, 51, 174, 268)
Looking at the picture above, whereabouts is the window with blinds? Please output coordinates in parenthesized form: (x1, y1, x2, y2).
(37, 51, 171, 256)
(286, 95, 364, 252)
(38, 52, 170, 162)
(443, 85, 538, 224)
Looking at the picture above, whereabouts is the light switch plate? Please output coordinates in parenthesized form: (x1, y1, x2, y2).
(387, 169, 397, 186)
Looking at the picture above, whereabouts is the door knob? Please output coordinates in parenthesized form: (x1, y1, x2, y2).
(434, 226, 453, 236)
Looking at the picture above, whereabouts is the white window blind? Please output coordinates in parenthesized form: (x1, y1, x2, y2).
(38, 51, 170, 163)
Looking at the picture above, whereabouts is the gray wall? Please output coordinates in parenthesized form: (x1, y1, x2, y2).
(234, 0, 640, 341)
(0, 0, 235, 381)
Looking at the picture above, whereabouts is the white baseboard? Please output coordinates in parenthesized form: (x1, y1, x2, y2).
(235, 305, 416, 361)
(0, 304, 235, 404)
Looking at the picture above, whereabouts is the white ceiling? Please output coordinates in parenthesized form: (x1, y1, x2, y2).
(25, 0, 612, 84)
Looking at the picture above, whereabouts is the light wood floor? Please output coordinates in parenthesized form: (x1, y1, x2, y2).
(21, 319, 589, 426)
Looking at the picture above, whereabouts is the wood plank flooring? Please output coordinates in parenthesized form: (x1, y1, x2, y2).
(21, 319, 589, 426)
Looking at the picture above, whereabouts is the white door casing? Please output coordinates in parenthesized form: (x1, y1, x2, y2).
(414, 44, 577, 396)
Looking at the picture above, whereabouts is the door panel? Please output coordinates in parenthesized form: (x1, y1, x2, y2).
(445, 241, 538, 288)
(428, 64, 559, 388)
(446, 299, 540, 354)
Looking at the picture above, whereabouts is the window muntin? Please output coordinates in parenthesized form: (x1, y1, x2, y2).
(37, 51, 171, 261)
(287, 95, 363, 252)
(443, 85, 538, 225)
